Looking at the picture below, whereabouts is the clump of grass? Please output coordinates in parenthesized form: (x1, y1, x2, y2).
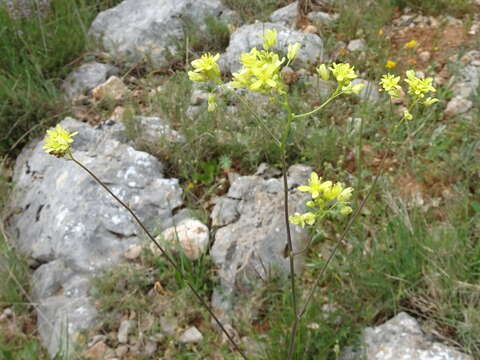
(221, 0, 289, 23)
(0, 0, 122, 157)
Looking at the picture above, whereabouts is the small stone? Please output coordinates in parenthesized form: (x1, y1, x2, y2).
(115, 345, 129, 357)
(84, 341, 109, 360)
(124, 245, 142, 260)
(179, 326, 203, 344)
(160, 316, 178, 337)
(0, 308, 13, 322)
(347, 39, 367, 52)
(418, 51, 431, 62)
(302, 24, 318, 34)
(92, 76, 128, 101)
(444, 96, 473, 117)
(158, 219, 209, 260)
(117, 320, 136, 344)
(307, 11, 339, 26)
(143, 341, 158, 357)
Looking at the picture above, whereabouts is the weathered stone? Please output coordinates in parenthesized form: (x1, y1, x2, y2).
(347, 39, 367, 52)
(84, 341, 109, 360)
(210, 165, 311, 319)
(92, 76, 128, 101)
(351, 78, 380, 102)
(6, 117, 183, 357)
(210, 198, 240, 227)
(89, 0, 236, 69)
(269, 1, 298, 27)
(341, 312, 473, 360)
(307, 11, 339, 26)
(159, 219, 209, 260)
(220, 22, 324, 73)
(444, 96, 473, 117)
(117, 320, 136, 344)
(179, 326, 203, 344)
(62, 62, 119, 100)
(132, 116, 185, 144)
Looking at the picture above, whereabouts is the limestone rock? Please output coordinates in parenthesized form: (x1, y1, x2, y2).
(341, 312, 473, 360)
(6, 117, 183, 357)
(351, 78, 380, 102)
(179, 326, 203, 344)
(62, 62, 119, 100)
(269, 1, 298, 27)
(132, 116, 185, 144)
(219, 22, 324, 73)
(444, 96, 473, 117)
(92, 76, 128, 101)
(210, 165, 311, 319)
(89, 0, 236, 69)
(347, 39, 367, 52)
(159, 219, 209, 260)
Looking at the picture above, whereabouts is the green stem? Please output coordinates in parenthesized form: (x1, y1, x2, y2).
(293, 88, 342, 119)
(280, 101, 299, 360)
(69, 154, 249, 360)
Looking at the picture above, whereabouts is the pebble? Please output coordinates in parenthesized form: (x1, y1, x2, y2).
(117, 320, 136, 344)
(92, 76, 128, 101)
(124, 245, 142, 260)
(418, 51, 431, 62)
(444, 96, 473, 117)
(179, 326, 203, 344)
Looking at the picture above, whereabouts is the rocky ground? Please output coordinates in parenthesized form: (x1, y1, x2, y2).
(0, 0, 479, 359)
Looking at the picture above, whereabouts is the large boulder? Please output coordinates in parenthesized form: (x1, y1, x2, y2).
(88, 0, 236, 69)
(6, 117, 183, 357)
(210, 164, 311, 321)
(341, 312, 473, 360)
(219, 22, 325, 73)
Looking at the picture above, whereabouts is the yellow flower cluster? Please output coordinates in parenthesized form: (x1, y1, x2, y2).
(229, 30, 291, 95)
(43, 124, 78, 158)
(317, 63, 364, 95)
(188, 53, 221, 83)
(404, 70, 437, 105)
(289, 172, 353, 228)
(379, 70, 438, 118)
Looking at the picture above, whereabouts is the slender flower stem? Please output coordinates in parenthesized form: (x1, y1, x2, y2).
(280, 102, 299, 360)
(69, 154, 249, 360)
(293, 89, 342, 119)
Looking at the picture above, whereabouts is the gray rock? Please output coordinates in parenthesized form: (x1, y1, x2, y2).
(62, 62, 119, 100)
(444, 96, 473, 117)
(133, 116, 185, 144)
(160, 316, 177, 337)
(269, 1, 298, 27)
(211, 197, 240, 227)
(220, 22, 324, 73)
(341, 312, 472, 360)
(37, 295, 97, 357)
(117, 320, 136, 344)
(210, 165, 311, 319)
(307, 11, 339, 26)
(89, 0, 236, 69)
(6, 117, 183, 357)
(178, 326, 203, 344)
(351, 78, 380, 102)
(347, 39, 367, 52)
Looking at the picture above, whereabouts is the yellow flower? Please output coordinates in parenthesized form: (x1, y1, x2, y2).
(329, 63, 357, 84)
(342, 82, 365, 95)
(404, 39, 418, 49)
(323, 182, 344, 200)
(385, 60, 396, 69)
(43, 124, 78, 158)
(404, 70, 436, 100)
(423, 97, 439, 106)
(188, 53, 221, 82)
(262, 29, 277, 51)
(289, 212, 316, 228)
(378, 28, 384, 36)
(379, 73, 401, 97)
(316, 64, 330, 81)
(338, 187, 354, 202)
(402, 109, 413, 121)
(298, 172, 323, 198)
(340, 206, 353, 215)
(207, 94, 217, 112)
(287, 42, 301, 61)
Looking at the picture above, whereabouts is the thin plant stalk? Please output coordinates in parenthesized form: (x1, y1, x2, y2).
(69, 153, 249, 360)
